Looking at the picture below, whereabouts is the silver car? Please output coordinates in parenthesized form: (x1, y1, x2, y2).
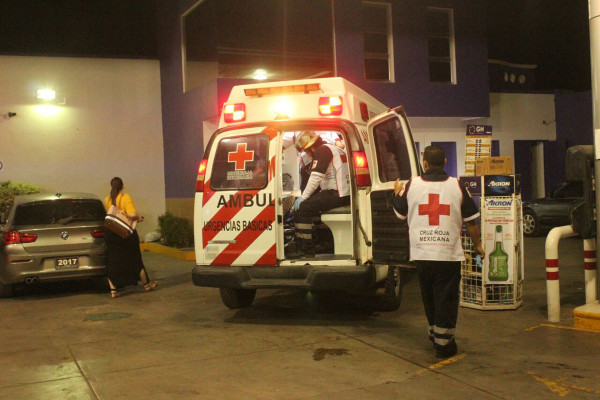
(0, 192, 107, 297)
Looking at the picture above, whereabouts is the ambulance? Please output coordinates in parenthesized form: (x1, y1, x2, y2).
(192, 77, 421, 310)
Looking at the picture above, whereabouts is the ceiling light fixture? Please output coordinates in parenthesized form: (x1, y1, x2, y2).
(252, 69, 268, 80)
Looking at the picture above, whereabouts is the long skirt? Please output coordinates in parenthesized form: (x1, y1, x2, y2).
(105, 229, 146, 288)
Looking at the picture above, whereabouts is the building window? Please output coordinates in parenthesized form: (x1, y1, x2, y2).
(362, 1, 394, 82)
(427, 7, 456, 84)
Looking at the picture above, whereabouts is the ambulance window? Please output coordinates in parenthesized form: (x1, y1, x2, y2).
(210, 135, 269, 190)
(373, 118, 412, 182)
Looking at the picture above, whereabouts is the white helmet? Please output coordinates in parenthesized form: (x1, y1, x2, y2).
(294, 131, 320, 152)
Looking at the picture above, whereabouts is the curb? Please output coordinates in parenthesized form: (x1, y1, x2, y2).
(140, 242, 196, 261)
(573, 301, 600, 333)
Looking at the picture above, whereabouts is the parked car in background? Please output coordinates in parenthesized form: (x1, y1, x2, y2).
(522, 181, 583, 237)
(0, 192, 107, 297)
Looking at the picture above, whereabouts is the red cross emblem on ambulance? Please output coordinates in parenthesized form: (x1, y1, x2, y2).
(418, 193, 450, 225)
(228, 143, 254, 170)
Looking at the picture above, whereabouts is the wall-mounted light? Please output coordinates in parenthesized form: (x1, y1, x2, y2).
(36, 89, 66, 105)
(37, 89, 56, 101)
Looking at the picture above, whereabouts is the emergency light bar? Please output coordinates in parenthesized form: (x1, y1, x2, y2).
(319, 96, 343, 116)
(223, 103, 246, 123)
(244, 83, 321, 97)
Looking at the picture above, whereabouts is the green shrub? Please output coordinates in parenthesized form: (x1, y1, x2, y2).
(158, 212, 194, 248)
(0, 181, 41, 219)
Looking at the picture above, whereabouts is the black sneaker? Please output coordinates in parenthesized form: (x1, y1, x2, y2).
(435, 340, 458, 358)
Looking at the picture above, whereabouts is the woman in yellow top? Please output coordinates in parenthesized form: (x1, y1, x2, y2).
(104, 177, 157, 298)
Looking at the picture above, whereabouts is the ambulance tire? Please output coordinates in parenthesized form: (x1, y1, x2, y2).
(219, 288, 257, 309)
(378, 266, 403, 312)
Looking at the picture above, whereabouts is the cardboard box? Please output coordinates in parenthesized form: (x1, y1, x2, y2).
(475, 157, 513, 175)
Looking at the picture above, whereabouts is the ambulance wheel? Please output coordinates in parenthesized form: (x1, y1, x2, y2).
(378, 266, 402, 311)
(219, 288, 256, 309)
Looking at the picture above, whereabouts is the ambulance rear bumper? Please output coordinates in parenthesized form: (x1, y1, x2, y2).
(191, 264, 376, 290)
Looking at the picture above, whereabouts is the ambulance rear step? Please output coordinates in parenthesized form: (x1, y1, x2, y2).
(192, 265, 378, 290)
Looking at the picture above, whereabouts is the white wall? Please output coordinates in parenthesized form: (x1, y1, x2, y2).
(0, 56, 165, 238)
(409, 92, 556, 175)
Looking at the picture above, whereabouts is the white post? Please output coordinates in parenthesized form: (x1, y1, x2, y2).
(589, 0, 600, 297)
(545, 225, 577, 322)
(584, 238, 598, 303)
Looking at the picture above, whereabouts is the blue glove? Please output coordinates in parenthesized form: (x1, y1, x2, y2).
(475, 255, 483, 268)
(293, 197, 305, 212)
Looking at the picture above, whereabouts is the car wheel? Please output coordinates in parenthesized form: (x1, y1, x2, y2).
(523, 209, 541, 237)
(219, 288, 257, 309)
(0, 280, 15, 298)
(377, 266, 403, 311)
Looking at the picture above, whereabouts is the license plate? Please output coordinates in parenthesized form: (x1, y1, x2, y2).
(55, 257, 79, 269)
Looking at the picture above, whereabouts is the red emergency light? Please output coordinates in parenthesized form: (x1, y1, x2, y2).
(352, 152, 371, 187)
(196, 159, 208, 192)
(223, 103, 246, 123)
(319, 96, 343, 116)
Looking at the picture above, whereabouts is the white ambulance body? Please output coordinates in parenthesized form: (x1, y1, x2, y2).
(193, 77, 421, 309)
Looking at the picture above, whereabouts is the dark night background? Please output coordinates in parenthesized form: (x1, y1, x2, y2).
(0, 0, 592, 92)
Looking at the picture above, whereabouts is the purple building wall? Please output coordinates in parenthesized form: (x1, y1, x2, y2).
(157, 0, 219, 199)
(158, 0, 490, 199)
(555, 91, 593, 147)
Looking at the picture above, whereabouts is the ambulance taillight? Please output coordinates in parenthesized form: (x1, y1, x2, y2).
(359, 102, 369, 122)
(353, 152, 371, 187)
(223, 103, 246, 123)
(319, 96, 343, 116)
(196, 159, 208, 192)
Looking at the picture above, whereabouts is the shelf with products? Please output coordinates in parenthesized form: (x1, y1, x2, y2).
(459, 175, 524, 310)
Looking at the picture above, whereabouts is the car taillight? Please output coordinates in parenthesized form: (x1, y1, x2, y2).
(319, 96, 343, 116)
(353, 152, 371, 187)
(196, 159, 208, 192)
(91, 229, 105, 238)
(223, 103, 246, 123)
(3, 230, 37, 245)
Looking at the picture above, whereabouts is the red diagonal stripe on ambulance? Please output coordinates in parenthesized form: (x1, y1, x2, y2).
(202, 189, 260, 247)
(210, 201, 275, 266)
(269, 155, 276, 182)
(201, 179, 215, 206)
(255, 243, 276, 266)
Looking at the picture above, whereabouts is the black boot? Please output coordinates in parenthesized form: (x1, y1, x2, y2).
(435, 340, 458, 358)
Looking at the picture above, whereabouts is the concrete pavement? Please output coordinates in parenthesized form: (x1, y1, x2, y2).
(0, 236, 599, 399)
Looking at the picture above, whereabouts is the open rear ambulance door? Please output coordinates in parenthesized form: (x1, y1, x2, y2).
(199, 126, 280, 267)
(366, 107, 420, 264)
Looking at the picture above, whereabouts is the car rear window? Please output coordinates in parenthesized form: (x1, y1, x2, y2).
(14, 199, 106, 226)
(210, 134, 269, 190)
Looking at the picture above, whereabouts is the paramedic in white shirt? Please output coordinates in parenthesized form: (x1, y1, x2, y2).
(287, 131, 350, 258)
